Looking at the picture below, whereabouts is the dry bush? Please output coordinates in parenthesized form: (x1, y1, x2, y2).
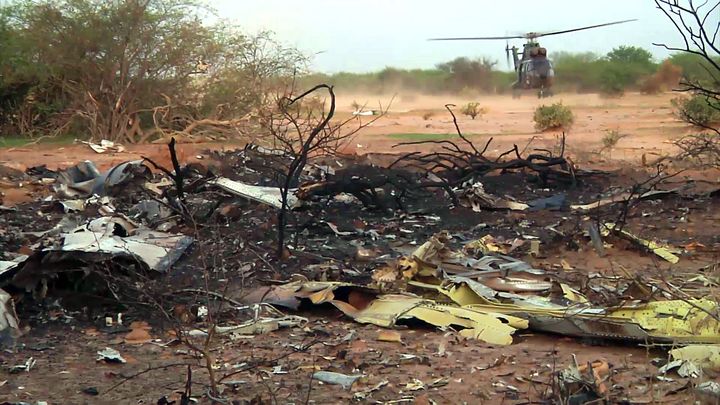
(640, 60, 682, 94)
(655, 0, 720, 168)
(260, 84, 389, 257)
(461, 102, 485, 120)
(601, 129, 627, 150)
(675, 133, 720, 168)
(422, 111, 434, 120)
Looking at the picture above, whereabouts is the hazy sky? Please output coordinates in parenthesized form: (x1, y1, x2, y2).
(213, 0, 708, 73)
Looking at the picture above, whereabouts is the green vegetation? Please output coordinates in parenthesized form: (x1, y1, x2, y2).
(0, 0, 304, 141)
(299, 59, 516, 95)
(307, 46, 719, 99)
(2, 1, 718, 143)
(672, 95, 720, 127)
(553, 46, 658, 96)
(460, 102, 485, 120)
(667, 53, 720, 86)
(0, 133, 76, 147)
(533, 103, 574, 132)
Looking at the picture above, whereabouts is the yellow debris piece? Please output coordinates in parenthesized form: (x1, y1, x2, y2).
(255, 279, 720, 345)
(560, 283, 588, 304)
(464, 235, 506, 255)
(669, 345, 720, 372)
(283, 281, 527, 345)
(352, 295, 527, 345)
(602, 222, 680, 264)
(609, 299, 720, 342)
(409, 279, 496, 306)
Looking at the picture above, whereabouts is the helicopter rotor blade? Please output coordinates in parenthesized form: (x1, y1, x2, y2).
(529, 19, 637, 39)
(428, 19, 637, 42)
(428, 34, 525, 41)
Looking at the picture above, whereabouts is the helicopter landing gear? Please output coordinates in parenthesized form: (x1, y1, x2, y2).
(537, 88, 553, 98)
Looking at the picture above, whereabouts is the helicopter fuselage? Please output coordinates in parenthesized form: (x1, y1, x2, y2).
(511, 43, 555, 91)
(515, 58, 555, 90)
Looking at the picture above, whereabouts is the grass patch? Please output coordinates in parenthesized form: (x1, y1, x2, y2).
(0, 133, 77, 148)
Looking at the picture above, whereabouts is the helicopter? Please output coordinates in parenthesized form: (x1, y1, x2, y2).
(429, 19, 637, 98)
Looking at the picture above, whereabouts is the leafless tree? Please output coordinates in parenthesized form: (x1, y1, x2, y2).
(654, 0, 720, 166)
(259, 84, 387, 258)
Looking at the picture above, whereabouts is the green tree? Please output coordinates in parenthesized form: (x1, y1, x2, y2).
(552, 51, 602, 92)
(606, 46, 655, 69)
(3, 0, 222, 140)
(598, 46, 657, 95)
(0, 0, 304, 141)
(666, 53, 720, 86)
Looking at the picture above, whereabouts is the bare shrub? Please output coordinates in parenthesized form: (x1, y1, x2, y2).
(654, 0, 720, 168)
(260, 85, 388, 258)
(600, 128, 628, 159)
(602, 129, 628, 150)
(461, 102, 485, 120)
(640, 60, 682, 94)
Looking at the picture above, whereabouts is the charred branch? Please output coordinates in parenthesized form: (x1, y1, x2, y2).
(142, 137, 186, 202)
(298, 109, 581, 209)
(392, 106, 577, 195)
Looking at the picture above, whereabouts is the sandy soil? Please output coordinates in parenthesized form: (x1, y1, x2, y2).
(338, 92, 689, 162)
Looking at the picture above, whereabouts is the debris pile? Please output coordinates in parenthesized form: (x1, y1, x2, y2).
(1, 134, 719, 403)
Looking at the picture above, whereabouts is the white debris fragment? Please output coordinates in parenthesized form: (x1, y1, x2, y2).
(209, 177, 299, 209)
(96, 347, 126, 363)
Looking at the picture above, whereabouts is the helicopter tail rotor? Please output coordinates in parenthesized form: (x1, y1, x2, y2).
(505, 42, 511, 69)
